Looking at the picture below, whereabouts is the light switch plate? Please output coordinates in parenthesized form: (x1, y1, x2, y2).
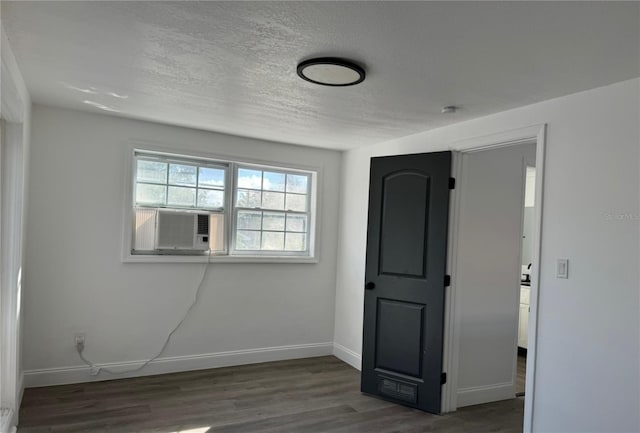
(557, 259, 569, 279)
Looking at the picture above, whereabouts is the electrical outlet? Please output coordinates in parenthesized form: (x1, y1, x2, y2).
(74, 334, 85, 350)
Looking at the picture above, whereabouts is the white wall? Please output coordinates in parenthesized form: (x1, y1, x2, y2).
(23, 105, 341, 386)
(333, 78, 640, 433)
(0, 26, 31, 431)
(455, 143, 535, 407)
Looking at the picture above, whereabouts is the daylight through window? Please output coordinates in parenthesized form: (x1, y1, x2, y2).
(234, 167, 310, 253)
(131, 150, 315, 258)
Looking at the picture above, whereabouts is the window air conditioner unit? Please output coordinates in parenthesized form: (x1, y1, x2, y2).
(155, 210, 210, 251)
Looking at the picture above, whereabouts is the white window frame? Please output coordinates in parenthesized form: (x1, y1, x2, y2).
(231, 163, 314, 257)
(132, 151, 230, 255)
(134, 153, 229, 212)
(121, 143, 319, 263)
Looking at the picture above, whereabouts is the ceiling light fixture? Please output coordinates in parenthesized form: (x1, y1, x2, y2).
(297, 57, 365, 87)
(441, 105, 459, 114)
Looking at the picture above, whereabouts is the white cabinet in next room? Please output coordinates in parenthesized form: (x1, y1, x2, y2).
(518, 286, 530, 349)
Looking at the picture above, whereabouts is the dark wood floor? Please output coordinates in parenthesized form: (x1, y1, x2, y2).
(18, 356, 523, 433)
(516, 352, 527, 395)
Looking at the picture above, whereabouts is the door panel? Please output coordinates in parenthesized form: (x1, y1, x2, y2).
(379, 172, 430, 277)
(375, 299, 425, 377)
(361, 151, 452, 414)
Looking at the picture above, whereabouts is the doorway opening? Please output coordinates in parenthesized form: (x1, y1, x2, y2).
(517, 165, 536, 398)
(441, 124, 546, 433)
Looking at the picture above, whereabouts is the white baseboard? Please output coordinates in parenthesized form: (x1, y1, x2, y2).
(0, 373, 22, 433)
(0, 408, 12, 433)
(7, 409, 16, 433)
(23, 342, 333, 388)
(456, 381, 515, 408)
(333, 343, 361, 370)
(13, 372, 23, 428)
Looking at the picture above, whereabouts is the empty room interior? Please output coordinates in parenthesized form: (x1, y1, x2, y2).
(1, 2, 639, 433)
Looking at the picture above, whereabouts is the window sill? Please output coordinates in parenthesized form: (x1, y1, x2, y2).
(122, 253, 318, 264)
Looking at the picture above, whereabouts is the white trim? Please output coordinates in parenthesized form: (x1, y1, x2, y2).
(0, 408, 12, 433)
(0, 30, 26, 124)
(524, 124, 546, 433)
(11, 373, 22, 431)
(332, 343, 361, 370)
(121, 141, 323, 263)
(440, 151, 462, 413)
(441, 124, 546, 433)
(0, 122, 4, 430)
(23, 342, 333, 388)
(0, 121, 24, 430)
(230, 164, 314, 257)
(456, 382, 516, 408)
(123, 254, 320, 264)
(449, 124, 544, 153)
(0, 28, 30, 433)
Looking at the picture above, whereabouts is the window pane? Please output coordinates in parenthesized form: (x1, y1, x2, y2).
(198, 189, 224, 209)
(199, 167, 225, 188)
(237, 211, 262, 230)
(236, 230, 261, 250)
(209, 213, 225, 252)
(285, 233, 307, 251)
(263, 172, 285, 192)
(169, 164, 197, 186)
(286, 214, 307, 233)
(263, 212, 285, 231)
(286, 174, 308, 194)
(136, 183, 166, 205)
(262, 192, 285, 210)
(237, 189, 261, 208)
(285, 193, 307, 212)
(262, 232, 284, 250)
(238, 168, 262, 189)
(167, 186, 196, 207)
(137, 160, 167, 184)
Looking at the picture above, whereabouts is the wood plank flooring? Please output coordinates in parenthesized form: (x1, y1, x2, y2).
(18, 356, 523, 433)
(516, 352, 527, 395)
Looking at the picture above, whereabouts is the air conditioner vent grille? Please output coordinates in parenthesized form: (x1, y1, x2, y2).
(157, 212, 195, 249)
(197, 214, 209, 235)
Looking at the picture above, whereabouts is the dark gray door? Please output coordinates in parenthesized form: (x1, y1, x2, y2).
(361, 151, 451, 413)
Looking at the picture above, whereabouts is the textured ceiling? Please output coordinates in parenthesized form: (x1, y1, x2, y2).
(2, 1, 639, 150)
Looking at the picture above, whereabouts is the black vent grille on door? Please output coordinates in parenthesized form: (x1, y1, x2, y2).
(378, 377, 417, 403)
(197, 214, 209, 235)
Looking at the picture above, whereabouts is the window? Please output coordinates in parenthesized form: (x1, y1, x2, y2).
(130, 150, 316, 259)
(133, 153, 228, 254)
(234, 167, 310, 254)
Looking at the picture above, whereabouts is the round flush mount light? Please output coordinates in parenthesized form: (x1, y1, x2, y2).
(297, 57, 365, 87)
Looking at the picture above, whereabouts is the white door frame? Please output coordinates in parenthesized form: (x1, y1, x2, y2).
(0, 119, 5, 433)
(440, 124, 546, 433)
(0, 119, 24, 433)
(1, 27, 29, 432)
